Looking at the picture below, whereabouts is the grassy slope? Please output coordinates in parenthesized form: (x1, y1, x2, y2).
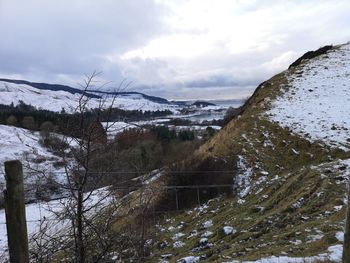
(146, 48, 350, 262)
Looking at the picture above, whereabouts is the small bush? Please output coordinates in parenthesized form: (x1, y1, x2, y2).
(39, 136, 70, 155)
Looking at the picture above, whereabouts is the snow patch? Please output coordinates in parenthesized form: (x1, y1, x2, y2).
(223, 226, 236, 235)
(267, 43, 350, 150)
(202, 220, 213, 229)
(173, 241, 186, 248)
(177, 256, 200, 263)
(235, 155, 253, 198)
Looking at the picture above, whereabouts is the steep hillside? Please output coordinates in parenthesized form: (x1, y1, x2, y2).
(0, 79, 177, 113)
(145, 43, 350, 262)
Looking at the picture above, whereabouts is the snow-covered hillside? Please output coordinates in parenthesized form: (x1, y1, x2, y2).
(0, 125, 66, 199)
(267, 42, 350, 150)
(0, 125, 62, 172)
(0, 80, 179, 113)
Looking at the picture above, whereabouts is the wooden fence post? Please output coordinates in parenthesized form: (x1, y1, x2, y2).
(4, 160, 29, 263)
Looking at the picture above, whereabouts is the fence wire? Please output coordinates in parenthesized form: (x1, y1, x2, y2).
(0, 170, 235, 226)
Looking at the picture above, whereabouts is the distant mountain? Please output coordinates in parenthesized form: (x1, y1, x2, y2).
(0, 78, 177, 113)
(0, 78, 101, 98)
(90, 90, 169, 104)
(0, 78, 170, 104)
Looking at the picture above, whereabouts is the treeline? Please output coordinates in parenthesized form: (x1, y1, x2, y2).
(150, 126, 195, 141)
(0, 101, 173, 134)
(0, 102, 77, 132)
(98, 107, 172, 121)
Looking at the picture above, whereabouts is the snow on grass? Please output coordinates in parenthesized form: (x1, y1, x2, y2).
(223, 226, 236, 235)
(172, 232, 186, 241)
(0, 201, 63, 261)
(102, 121, 138, 138)
(235, 155, 253, 199)
(173, 241, 186, 248)
(0, 125, 66, 193)
(0, 125, 50, 170)
(307, 234, 324, 243)
(199, 237, 208, 245)
(128, 169, 166, 189)
(267, 43, 350, 150)
(0, 81, 179, 113)
(201, 231, 213, 237)
(336, 231, 344, 242)
(187, 230, 198, 239)
(0, 187, 112, 262)
(225, 244, 343, 263)
(201, 220, 213, 229)
(177, 256, 200, 263)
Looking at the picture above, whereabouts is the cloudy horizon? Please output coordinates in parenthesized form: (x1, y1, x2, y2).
(0, 0, 349, 100)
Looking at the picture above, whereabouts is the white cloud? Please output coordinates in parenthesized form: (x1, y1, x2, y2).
(262, 51, 298, 73)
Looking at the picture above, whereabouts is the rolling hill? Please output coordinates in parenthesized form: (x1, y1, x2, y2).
(0, 78, 177, 113)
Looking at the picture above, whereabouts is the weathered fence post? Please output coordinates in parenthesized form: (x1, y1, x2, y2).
(4, 160, 29, 263)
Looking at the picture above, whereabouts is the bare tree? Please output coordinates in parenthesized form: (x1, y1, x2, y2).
(59, 72, 117, 262)
(24, 72, 162, 263)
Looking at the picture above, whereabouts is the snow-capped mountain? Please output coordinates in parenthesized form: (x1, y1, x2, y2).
(0, 78, 178, 113)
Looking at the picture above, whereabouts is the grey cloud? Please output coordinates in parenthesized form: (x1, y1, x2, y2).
(0, 0, 350, 99)
(0, 0, 167, 80)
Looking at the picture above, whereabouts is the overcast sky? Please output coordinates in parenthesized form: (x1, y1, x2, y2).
(0, 0, 349, 100)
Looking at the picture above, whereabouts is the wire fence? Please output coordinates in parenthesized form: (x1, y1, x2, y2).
(1, 168, 338, 263)
(0, 170, 235, 261)
(0, 170, 236, 225)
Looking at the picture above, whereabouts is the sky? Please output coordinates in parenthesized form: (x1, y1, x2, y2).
(0, 0, 349, 100)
